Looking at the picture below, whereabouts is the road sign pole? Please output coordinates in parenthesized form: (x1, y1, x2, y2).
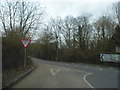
(20, 39, 31, 68)
(24, 48, 26, 67)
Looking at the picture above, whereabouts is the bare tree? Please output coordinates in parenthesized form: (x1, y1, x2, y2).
(75, 14, 92, 49)
(63, 16, 73, 49)
(94, 16, 115, 41)
(0, 1, 45, 39)
(49, 17, 64, 60)
(113, 1, 120, 25)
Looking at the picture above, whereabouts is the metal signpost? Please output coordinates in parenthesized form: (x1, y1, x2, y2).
(20, 39, 31, 67)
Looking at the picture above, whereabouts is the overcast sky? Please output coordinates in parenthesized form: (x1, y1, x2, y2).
(0, 0, 119, 19)
(39, 0, 119, 19)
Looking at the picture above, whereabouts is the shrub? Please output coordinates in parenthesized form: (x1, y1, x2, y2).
(2, 33, 32, 72)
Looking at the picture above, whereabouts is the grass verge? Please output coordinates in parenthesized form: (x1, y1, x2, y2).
(2, 63, 36, 87)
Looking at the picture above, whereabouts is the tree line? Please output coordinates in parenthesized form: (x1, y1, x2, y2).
(29, 1, 120, 64)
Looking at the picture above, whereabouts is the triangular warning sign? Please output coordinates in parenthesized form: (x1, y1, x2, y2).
(20, 39, 31, 48)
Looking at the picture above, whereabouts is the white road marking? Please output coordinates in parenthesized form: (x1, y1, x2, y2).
(75, 65, 77, 67)
(84, 67, 88, 68)
(50, 69, 61, 76)
(84, 73, 95, 89)
(48, 63, 95, 88)
(99, 68, 103, 70)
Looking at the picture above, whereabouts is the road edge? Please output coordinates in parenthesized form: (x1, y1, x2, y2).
(2, 65, 38, 89)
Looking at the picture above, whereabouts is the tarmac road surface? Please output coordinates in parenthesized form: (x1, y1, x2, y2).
(12, 58, 119, 88)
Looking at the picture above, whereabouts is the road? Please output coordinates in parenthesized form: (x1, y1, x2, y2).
(12, 58, 119, 88)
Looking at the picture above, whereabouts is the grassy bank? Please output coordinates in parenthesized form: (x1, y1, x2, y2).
(2, 63, 35, 87)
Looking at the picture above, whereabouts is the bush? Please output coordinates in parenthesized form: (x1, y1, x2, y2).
(2, 33, 32, 72)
